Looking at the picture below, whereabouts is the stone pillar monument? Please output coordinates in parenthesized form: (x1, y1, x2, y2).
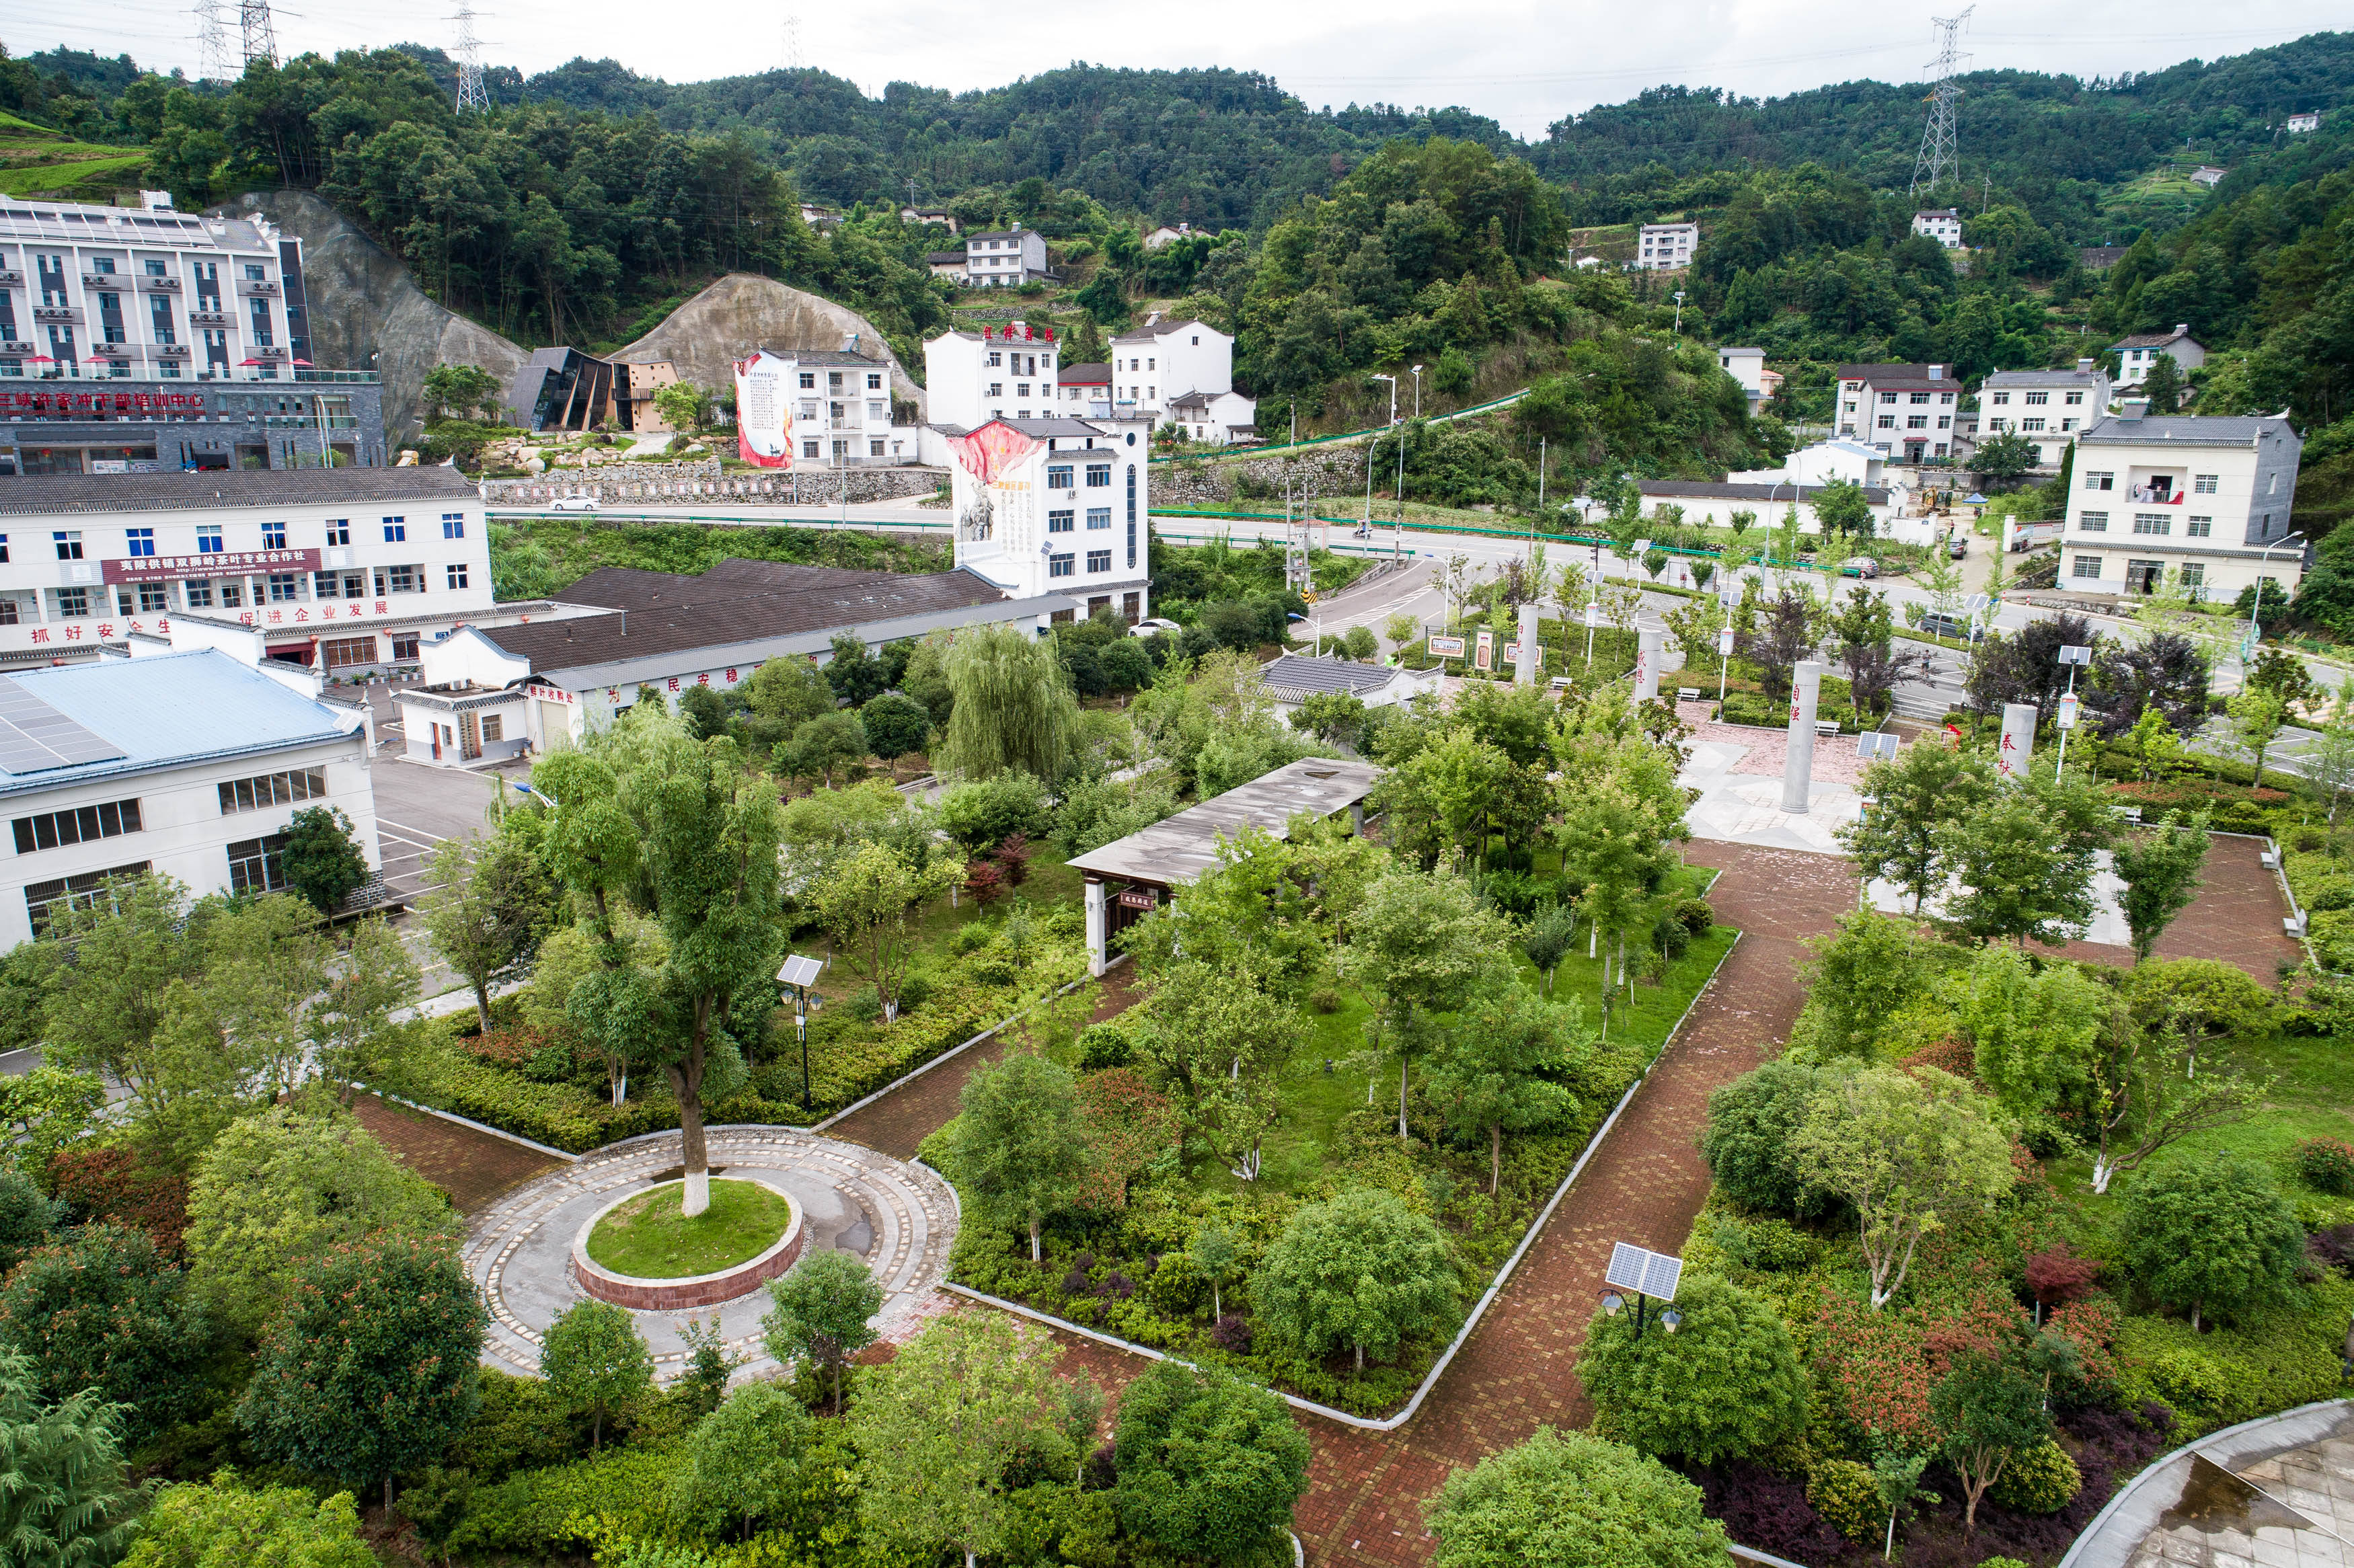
(1782, 660, 1823, 814)
(1084, 879, 1106, 976)
(1516, 602, 1542, 687)
(1635, 621, 1664, 703)
(1998, 703, 2038, 782)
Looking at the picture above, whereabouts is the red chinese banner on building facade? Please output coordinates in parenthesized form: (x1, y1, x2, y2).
(102, 548, 320, 584)
(948, 424, 1040, 484)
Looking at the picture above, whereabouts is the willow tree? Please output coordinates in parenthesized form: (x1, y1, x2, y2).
(936, 624, 1079, 781)
(539, 710, 780, 1216)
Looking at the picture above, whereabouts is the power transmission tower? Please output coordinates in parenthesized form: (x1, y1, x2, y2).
(781, 9, 802, 71)
(194, 0, 236, 81)
(237, 0, 278, 68)
(451, 2, 489, 113)
(1908, 6, 1973, 198)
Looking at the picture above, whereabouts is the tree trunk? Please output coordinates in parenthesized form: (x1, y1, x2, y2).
(1398, 1057, 1410, 1142)
(385, 1475, 393, 1516)
(1355, 1341, 1365, 1373)
(674, 1001, 713, 1216)
(1490, 1123, 1503, 1194)
(1029, 1215, 1042, 1262)
(834, 1359, 843, 1416)
(473, 980, 493, 1033)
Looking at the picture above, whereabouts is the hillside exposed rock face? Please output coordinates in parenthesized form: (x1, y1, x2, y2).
(617, 273, 925, 420)
(231, 190, 529, 445)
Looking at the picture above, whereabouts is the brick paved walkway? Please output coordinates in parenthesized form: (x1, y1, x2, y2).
(352, 1094, 564, 1214)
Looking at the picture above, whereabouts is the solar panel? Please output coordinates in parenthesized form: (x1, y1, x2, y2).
(777, 955, 825, 989)
(0, 678, 126, 775)
(1605, 1242, 1684, 1303)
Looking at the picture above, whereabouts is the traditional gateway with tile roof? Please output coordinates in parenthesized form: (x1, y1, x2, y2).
(1067, 756, 1383, 976)
(2060, 409, 2304, 602)
(0, 637, 379, 947)
(1257, 653, 1442, 715)
(392, 557, 1079, 762)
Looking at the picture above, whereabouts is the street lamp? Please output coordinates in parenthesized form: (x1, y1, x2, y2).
(1371, 373, 1398, 559)
(1672, 290, 1686, 334)
(1410, 364, 1423, 420)
(2053, 643, 2093, 778)
(777, 953, 825, 1107)
(2248, 531, 2306, 653)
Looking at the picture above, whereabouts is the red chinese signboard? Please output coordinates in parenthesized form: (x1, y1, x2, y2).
(102, 548, 320, 585)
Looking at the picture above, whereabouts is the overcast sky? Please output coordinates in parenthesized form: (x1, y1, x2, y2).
(16, 0, 2347, 140)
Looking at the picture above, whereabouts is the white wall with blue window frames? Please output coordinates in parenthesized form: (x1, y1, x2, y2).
(945, 415, 1155, 623)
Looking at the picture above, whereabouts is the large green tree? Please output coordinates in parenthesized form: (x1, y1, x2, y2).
(539, 1300, 653, 1449)
(1342, 867, 1511, 1140)
(239, 1233, 486, 1514)
(1112, 1361, 1311, 1565)
(539, 710, 781, 1218)
(936, 623, 1081, 781)
(1576, 1273, 1809, 1466)
(950, 1050, 1089, 1261)
(1426, 986, 1585, 1193)
(1424, 1426, 1731, 1568)
(2112, 810, 2211, 962)
(1837, 736, 1993, 913)
(668, 1382, 816, 1542)
(1932, 1353, 2052, 1538)
(1252, 1189, 1460, 1373)
(420, 833, 553, 1031)
(0, 1348, 133, 1568)
(0, 1225, 213, 1446)
(762, 1250, 883, 1415)
(2121, 1156, 2305, 1330)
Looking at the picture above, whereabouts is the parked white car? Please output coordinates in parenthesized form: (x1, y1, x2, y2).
(549, 496, 599, 513)
(1131, 617, 1183, 638)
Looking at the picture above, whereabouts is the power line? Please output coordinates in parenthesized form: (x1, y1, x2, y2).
(1910, 7, 1973, 198)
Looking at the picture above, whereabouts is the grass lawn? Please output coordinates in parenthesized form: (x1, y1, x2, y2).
(584, 1179, 796, 1277)
(2041, 1024, 2354, 1258)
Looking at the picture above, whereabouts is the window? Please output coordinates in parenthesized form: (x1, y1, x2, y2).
(1991, 392, 2010, 405)
(12, 798, 143, 854)
(137, 583, 165, 613)
(226, 834, 289, 896)
(870, 439, 885, 457)
(263, 573, 298, 602)
(1049, 553, 1075, 578)
(1907, 416, 1928, 429)
(391, 633, 420, 661)
(377, 565, 418, 595)
(25, 863, 150, 935)
(2079, 512, 2109, 533)
(219, 581, 241, 609)
(2083, 471, 2114, 491)
(441, 514, 465, 540)
(1046, 465, 1073, 489)
(182, 579, 212, 608)
(802, 440, 820, 459)
(242, 263, 265, 282)
(2065, 391, 2085, 405)
(2187, 515, 2213, 538)
(2180, 563, 2206, 593)
(987, 382, 1003, 397)
(798, 372, 816, 389)
(1086, 507, 1111, 531)
(1880, 392, 1897, 403)
(2073, 555, 2104, 579)
(1909, 392, 1930, 404)
(2025, 391, 2049, 405)
(2022, 418, 2046, 432)
(2194, 473, 2218, 494)
(477, 712, 505, 744)
(325, 518, 350, 546)
(261, 522, 286, 549)
(1047, 510, 1075, 533)
(0, 537, 7, 565)
(382, 518, 406, 543)
(313, 571, 338, 598)
(866, 373, 882, 391)
(2061, 419, 2076, 432)
(1086, 549, 1112, 573)
(1938, 416, 1952, 430)
(447, 563, 469, 590)
(2269, 473, 2280, 496)
(0, 601, 15, 627)
(2133, 513, 2171, 536)
(1876, 415, 1895, 429)
(217, 767, 326, 814)
(1016, 385, 1030, 397)
(1987, 418, 2008, 432)
(197, 524, 222, 553)
(320, 636, 375, 670)
(52, 531, 81, 561)
(54, 588, 88, 618)
(987, 352, 1001, 366)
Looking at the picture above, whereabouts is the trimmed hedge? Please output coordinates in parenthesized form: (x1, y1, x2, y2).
(2112, 1276, 2354, 1436)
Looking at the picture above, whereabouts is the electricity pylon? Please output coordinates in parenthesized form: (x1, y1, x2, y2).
(453, 2, 490, 113)
(194, 0, 236, 82)
(1909, 7, 1974, 198)
(238, 0, 278, 67)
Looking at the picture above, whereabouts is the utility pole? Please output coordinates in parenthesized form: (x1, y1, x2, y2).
(1908, 7, 1974, 198)
(451, 2, 489, 114)
(238, 0, 278, 67)
(1672, 290, 1685, 334)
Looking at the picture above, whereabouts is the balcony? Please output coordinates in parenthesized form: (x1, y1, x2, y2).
(292, 370, 378, 384)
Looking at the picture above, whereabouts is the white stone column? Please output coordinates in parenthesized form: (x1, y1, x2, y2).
(1782, 660, 1823, 814)
(1634, 621, 1665, 704)
(1998, 702, 2039, 783)
(1516, 602, 1542, 687)
(1084, 878, 1106, 977)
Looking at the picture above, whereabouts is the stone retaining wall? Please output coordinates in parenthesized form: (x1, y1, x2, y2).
(484, 463, 947, 508)
(1155, 445, 1374, 508)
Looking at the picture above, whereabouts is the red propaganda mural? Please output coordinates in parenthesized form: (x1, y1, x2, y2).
(734, 351, 794, 469)
(949, 424, 1040, 483)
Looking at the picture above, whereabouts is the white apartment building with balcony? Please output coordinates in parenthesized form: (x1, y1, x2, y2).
(921, 322, 1063, 451)
(1975, 360, 2112, 469)
(1635, 222, 1698, 270)
(2109, 324, 2207, 388)
(0, 468, 499, 674)
(946, 416, 1152, 623)
(1834, 362, 1962, 461)
(954, 226, 1051, 288)
(1912, 208, 1965, 248)
(1106, 315, 1254, 442)
(2061, 409, 2304, 602)
(769, 349, 917, 466)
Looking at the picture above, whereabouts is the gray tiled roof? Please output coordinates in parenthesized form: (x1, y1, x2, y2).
(1258, 654, 1406, 697)
(0, 467, 479, 516)
(1640, 479, 1892, 504)
(2111, 329, 2198, 349)
(1983, 368, 2106, 387)
(1065, 757, 1383, 888)
(2078, 414, 2296, 446)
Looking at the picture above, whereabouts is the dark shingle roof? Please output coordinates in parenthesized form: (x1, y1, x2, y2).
(2078, 414, 2295, 446)
(498, 565, 1009, 672)
(2111, 328, 2200, 350)
(556, 560, 897, 613)
(1059, 362, 1111, 385)
(0, 467, 478, 516)
(1258, 655, 1406, 698)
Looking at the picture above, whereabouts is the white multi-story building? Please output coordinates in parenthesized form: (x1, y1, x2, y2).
(2289, 112, 2322, 134)
(1975, 360, 2111, 469)
(0, 468, 496, 674)
(956, 226, 1051, 288)
(769, 349, 916, 467)
(2061, 408, 2304, 602)
(922, 322, 1063, 441)
(1057, 361, 1110, 411)
(1834, 362, 1963, 461)
(1716, 346, 1767, 410)
(1911, 208, 1965, 248)
(1635, 222, 1698, 270)
(1106, 315, 1254, 440)
(0, 633, 379, 948)
(2109, 324, 2206, 388)
(948, 416, 1152, 623)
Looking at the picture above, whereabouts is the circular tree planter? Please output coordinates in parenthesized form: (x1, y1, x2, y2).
(569, 1177, 804, 1310)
